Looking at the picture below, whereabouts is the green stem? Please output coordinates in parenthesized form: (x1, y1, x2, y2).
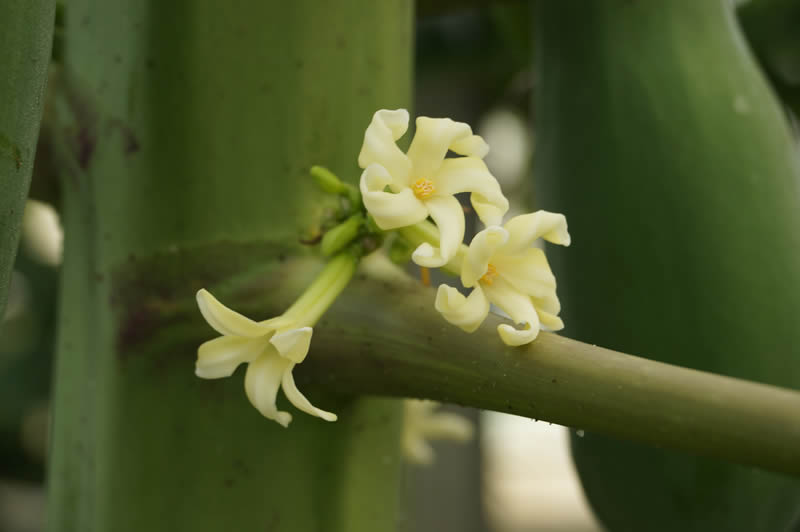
(0, 0, 55, 316)
(299, 258, 800, 477)
(117, 253, 800, 478)
(321, 214, 364, 256)
(290, 252, 359, 327)
(47, 1, 412, 531)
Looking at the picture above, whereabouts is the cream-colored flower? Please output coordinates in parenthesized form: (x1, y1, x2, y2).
(195, 289, 337, 427)
(402, 400, 474, 465)
(435, 211, 570, 346)
(358, 109, 509, 268)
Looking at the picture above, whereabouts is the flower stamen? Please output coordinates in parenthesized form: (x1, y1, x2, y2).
(412, 178, 436, 200)
(480, 263, 498, 285)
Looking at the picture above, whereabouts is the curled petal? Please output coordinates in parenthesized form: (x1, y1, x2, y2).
(461, 226, 508, 287)
(244, 351, 294, 427)
(196, 336, 267, 379)
(435, 284, 490, 333)
(270, 327, 313, 364)
(493, 248, 557, 298)
(484, 278, 541, 346)
(411, 195, 465, 268)
(537, 309, 564, 332)
(281, 369, 338, 422)
(358, 109, 412, 184)
(501, 211, 571, 255)
(449, 134, 489, 158)
(360, 164, 428, 230)
(432, 158, 508, 226)
(407, 116, 473, 177)
(196, 289, 268, 338)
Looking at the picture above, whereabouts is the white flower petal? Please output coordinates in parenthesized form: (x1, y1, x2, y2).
(449, 134, 489, 158)
(411, 195, 465, 268)
(270, 327, 313, 364)
(461, 226, 508, 287)
(537, 309, 564, 332)
(483, 278, 541, 346)
(406, 116, 473, 177)
(358, 109, 412, 185)
(434, 284, 490, 333)
(360, 164, 429, 230)
(281, 369, 338, 422)
(493, 248, 557, 298)
(244, 351, 294, 427)
(196, 289, 267, 338)
(432, 158, 508, 226)
(533, 290, 561, 316)
(501, 211, 571, 255)
(196, 336, 268, 379)
(497, 322, 538, 346)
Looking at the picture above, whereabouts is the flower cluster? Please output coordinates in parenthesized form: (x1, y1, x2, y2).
(359, 109, 570, 345)
(193, 109, 569, 429)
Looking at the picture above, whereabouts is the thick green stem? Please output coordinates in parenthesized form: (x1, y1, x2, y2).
(303, 259, 800, 477)
(115, 253, 800, 478)
(48, 2, 412, 531)
(0, 0, 55, 316)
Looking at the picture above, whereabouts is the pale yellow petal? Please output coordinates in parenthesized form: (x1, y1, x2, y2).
(537, 309, 564, 332)
(532, 290, 561, 316)
(196, 289, 267, 338)
(281, 369, 338, 422)
(406, 116, 473, 177)
(483, 278, 541, 346)
(449, 134, 489, 158)
(244, 351, 294, 427)
(432, 158, 508, 226)
(497, 322, 538, 346)
(500, 211, 571, 255)
(434, 284, 490, 333)
(357, 109, 412, 183)
(461, 225, 508, 287)
(196, 336, 268, 379)
(360, 164, 429, 230)
(493, 248, 557, 298)
(411, 195, 465, 268)
(270, 327, 313, 364)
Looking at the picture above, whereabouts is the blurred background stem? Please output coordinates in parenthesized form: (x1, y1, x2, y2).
(0, 1, 55, 318)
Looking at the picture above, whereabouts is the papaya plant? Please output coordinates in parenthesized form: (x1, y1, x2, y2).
(0, 1, 799, 532)
(534, 1, 800, 530)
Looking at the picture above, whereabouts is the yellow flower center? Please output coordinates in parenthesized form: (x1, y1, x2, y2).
(412, 178, 436, 200)
(480, 263, 498, 285)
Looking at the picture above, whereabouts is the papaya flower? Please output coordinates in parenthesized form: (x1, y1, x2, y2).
(358, 109, 509, 268)
(402, 399, 474, 465)
(195, 289, 337, 427)
(435, 211, 570, 346)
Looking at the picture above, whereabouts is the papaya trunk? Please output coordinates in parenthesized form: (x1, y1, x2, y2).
(535, 1, 800, 530)
(0, 1, 55, 317)
(47, 2, 412, 531)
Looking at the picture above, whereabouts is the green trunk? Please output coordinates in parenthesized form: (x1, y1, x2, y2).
(48, 2, 412, 531)
(535, 1, 800, 531)
(0, 0, 54, 317)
